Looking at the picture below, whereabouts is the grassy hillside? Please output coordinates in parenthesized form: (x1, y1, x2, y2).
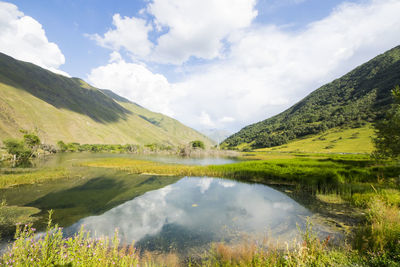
(0, 53, 212, 147)
(257, 125, 374, 154)
(223, 45, 400, 149)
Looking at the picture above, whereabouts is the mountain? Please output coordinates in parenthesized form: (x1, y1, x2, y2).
(200, 128, 232, 144)
(222, 45, 400, 149)
(0, 52, 212, 147)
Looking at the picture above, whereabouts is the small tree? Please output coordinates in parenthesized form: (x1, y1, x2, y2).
(57, 141, 68, 152)
(191, 140, 205, 149)
(3, 139, 32, 166)
(373, 85, 400, 158)
(23, 133, 40, 149)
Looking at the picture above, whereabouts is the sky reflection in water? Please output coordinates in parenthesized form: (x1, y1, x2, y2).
(68, 177, 310, 252)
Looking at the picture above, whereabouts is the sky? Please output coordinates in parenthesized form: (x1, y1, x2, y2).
(1, 0, 400, 134)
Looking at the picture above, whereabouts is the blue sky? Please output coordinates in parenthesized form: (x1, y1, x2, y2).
(1, 0, 399, 133)
(7, 0, 355, 79)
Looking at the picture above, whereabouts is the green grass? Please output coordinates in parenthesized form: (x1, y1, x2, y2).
(256, 125, 375, 154)
(81, 155, 399, 191)
(0, 167, 73, 188)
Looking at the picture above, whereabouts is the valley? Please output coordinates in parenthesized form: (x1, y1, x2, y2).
(0, 32, 399, 267)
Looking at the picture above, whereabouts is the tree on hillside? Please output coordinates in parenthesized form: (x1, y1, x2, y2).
(373, 85, 400, 158)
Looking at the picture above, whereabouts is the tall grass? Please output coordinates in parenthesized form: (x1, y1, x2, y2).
(2, 216, 362, 266)
(201, 222, 357, 267)
(353, 193, 400, 266)
(1, 212, 140, 266)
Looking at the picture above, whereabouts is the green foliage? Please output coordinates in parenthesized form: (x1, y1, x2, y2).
(57, 140, 67, 152)
(23, 133, 40, 148)
(3, 138, 31, 165)
(373, 85, 400, 158)
(2, 132, 41, 166)
(223, 46, 400, 149)
(191, 140, 205, 149)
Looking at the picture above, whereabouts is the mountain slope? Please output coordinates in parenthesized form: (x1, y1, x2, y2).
(0, 52, 212, 147)
(223, 45, 400, 149)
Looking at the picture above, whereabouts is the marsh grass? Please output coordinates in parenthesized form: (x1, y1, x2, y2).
(0, 168, 72, 188)
(81, 156, 398, 193)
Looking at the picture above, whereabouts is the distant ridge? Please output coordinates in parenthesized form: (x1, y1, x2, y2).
(223, 45, 400, 149)
(0, 52, 212, 146)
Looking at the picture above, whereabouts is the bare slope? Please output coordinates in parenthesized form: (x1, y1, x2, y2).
(0, 52, 211, 146)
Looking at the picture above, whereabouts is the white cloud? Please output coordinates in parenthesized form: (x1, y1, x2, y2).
(219, 116, 235, 123)
(0, 1, 68, 76)
(88, 14, 153, 60)
(169, 0, 400, 131)
(88, 0, 400, 132)
(198, 111, 215, 128)
(148, 0, 258, 64)
(87, 53, 181, 116)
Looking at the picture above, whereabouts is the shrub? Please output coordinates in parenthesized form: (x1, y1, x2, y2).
(191, 140, 205, 149)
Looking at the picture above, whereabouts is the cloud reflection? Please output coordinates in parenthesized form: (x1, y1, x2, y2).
(68, 177, 310, 249)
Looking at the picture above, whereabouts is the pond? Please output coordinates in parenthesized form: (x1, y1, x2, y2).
(66, 177, 317, 253)
(1, 154, 337, 254)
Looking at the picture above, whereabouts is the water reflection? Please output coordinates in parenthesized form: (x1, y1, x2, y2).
(68, 177, 311, 253)
(34, 152, 239, 168)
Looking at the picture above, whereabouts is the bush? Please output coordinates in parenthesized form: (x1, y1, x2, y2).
(191, 140, 205, 149)
(3, 139, 32, 166)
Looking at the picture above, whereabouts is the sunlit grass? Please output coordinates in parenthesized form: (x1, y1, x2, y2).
(0, 168, 73, 188)
(81, 156, 398, 191)
(256, 125, 375, 154)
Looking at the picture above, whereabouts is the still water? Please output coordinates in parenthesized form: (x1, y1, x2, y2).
(1, 154, 333, 254)
(65, 177, 311, 253)
(34, 152, 239, 167)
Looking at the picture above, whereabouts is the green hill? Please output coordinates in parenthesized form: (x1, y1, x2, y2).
(223, 45, 400, 150)
(0, 52, 212, 147)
